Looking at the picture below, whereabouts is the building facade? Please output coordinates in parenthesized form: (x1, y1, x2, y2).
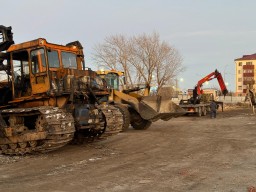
(234, 54, 256, 96)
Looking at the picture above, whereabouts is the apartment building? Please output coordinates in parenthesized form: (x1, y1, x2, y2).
(234, 53, 256, 96)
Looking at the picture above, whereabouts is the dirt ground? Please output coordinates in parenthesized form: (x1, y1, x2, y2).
(1, 106, 256, 192)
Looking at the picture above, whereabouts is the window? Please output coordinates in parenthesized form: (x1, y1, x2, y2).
(12, 51, 30, 77)
(61, 52, 77, 69)
(238, 78, 242, 82)
(243, 69, 253, 73)
(105, 73, 119, 90)
(238, 62, 242, 66)
(11, 50, 31, 97)
(244, 77, 254, 81)
(31, 48, 46, 74)
(238, 86, 242, 90)
(246, 62, 253, 65)
(48, 50, 60, 68)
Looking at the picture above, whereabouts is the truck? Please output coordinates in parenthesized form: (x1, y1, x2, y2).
(179, 69, 228, 116)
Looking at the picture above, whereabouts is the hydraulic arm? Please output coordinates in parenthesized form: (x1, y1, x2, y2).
(196, 69, 228, 96)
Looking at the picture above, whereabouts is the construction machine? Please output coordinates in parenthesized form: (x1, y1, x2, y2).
(187, 69, 228, 104)
(0, 26, 125, 155)
(179, 69, 228, 116)
(0, 25, 186, 155)
(97, 69, 186, 130)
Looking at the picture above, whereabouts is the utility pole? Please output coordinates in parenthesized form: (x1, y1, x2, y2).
(176, 78, 178, 97)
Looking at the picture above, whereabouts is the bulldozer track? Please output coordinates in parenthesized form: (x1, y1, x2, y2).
(112, 104, 130, 131)
(99, 104, 124, 138)
(0, 105, 124, 155)
(0, 107, 75, 155)
(72, 104, 124, 144)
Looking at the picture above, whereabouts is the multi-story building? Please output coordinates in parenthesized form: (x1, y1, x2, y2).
(234, 53, 256, 96)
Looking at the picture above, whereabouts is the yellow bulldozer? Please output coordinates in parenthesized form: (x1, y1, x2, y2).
(97, 69, 185, 130)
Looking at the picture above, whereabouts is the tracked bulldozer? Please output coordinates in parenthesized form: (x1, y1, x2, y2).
(96, 69, 185, 131)
(0, 26, 124, 155)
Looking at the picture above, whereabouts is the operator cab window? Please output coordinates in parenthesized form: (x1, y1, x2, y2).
(0, 67, 8, 82)
(31, 48, 46, 74)
(61, 51, 77, 69)
(11, 50, 31, 97)
(105, 73, 119, 90)
(47, 50, 60, 68)
(12, 51, 29, 78)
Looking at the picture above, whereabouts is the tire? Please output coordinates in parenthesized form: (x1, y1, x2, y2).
(202, 107, 207, 116)
(128, 107, 152, 130)
(114, 104, 130, 132)
(131, 119, 152, 130)
(197, 107, 202, 117)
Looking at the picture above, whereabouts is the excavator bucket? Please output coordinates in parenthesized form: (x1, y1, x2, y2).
(138, 96, 186, 122)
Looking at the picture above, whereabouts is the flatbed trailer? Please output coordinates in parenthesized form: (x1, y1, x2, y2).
(179, 101, 224, 117)
(179, 103, 210, 117)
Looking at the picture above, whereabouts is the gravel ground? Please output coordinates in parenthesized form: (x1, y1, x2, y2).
(1, 106, 256, 192)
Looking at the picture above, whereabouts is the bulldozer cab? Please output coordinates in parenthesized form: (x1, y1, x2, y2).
(6, 38, 84, 100)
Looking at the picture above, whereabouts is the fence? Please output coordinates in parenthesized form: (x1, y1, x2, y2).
(218, 96, 246, 104)
(171, 95, 246, 104)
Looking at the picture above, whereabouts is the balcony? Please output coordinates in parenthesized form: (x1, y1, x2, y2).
(243, 80, 255, 85)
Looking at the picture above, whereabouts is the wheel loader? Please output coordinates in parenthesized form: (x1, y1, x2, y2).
(0, 26, 124, 155)
(96, 69, 186, 131)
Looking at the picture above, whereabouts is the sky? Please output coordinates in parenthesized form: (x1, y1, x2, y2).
(2, 0, 256, 92)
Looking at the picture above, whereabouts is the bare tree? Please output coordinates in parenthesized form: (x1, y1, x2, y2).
(129, 33, 183, 93)
(155, 43, 183, 92)
(93, 35, 135, 86)
(129, 33, 159, 86)
(93, 33, 184, 94)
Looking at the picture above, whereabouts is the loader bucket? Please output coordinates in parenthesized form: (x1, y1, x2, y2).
(138, 96, 186, 122)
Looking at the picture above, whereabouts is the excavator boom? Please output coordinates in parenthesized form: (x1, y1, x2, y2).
(196, 69, 228, 96)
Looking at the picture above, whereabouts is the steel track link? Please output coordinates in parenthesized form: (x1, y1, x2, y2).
(98, 104, 124, 139)
(0, 107, 75, 155)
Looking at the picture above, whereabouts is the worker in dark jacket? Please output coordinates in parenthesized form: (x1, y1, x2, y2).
(210, 100, 217, 118)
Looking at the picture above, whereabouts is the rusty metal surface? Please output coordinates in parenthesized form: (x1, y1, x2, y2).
(0, 106, 75, 155)
(97, 104, 123, 136)
(0, 30, 126, 155)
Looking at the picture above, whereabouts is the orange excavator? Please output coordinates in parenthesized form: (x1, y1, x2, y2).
(179, 69, 228, 116)
(189, 69, 228, 105)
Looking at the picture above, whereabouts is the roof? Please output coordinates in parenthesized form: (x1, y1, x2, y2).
(235, 53, 256, 61)
(7, 38, 80, 53)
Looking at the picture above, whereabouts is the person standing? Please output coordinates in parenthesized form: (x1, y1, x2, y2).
(210, 100, 217, 118)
